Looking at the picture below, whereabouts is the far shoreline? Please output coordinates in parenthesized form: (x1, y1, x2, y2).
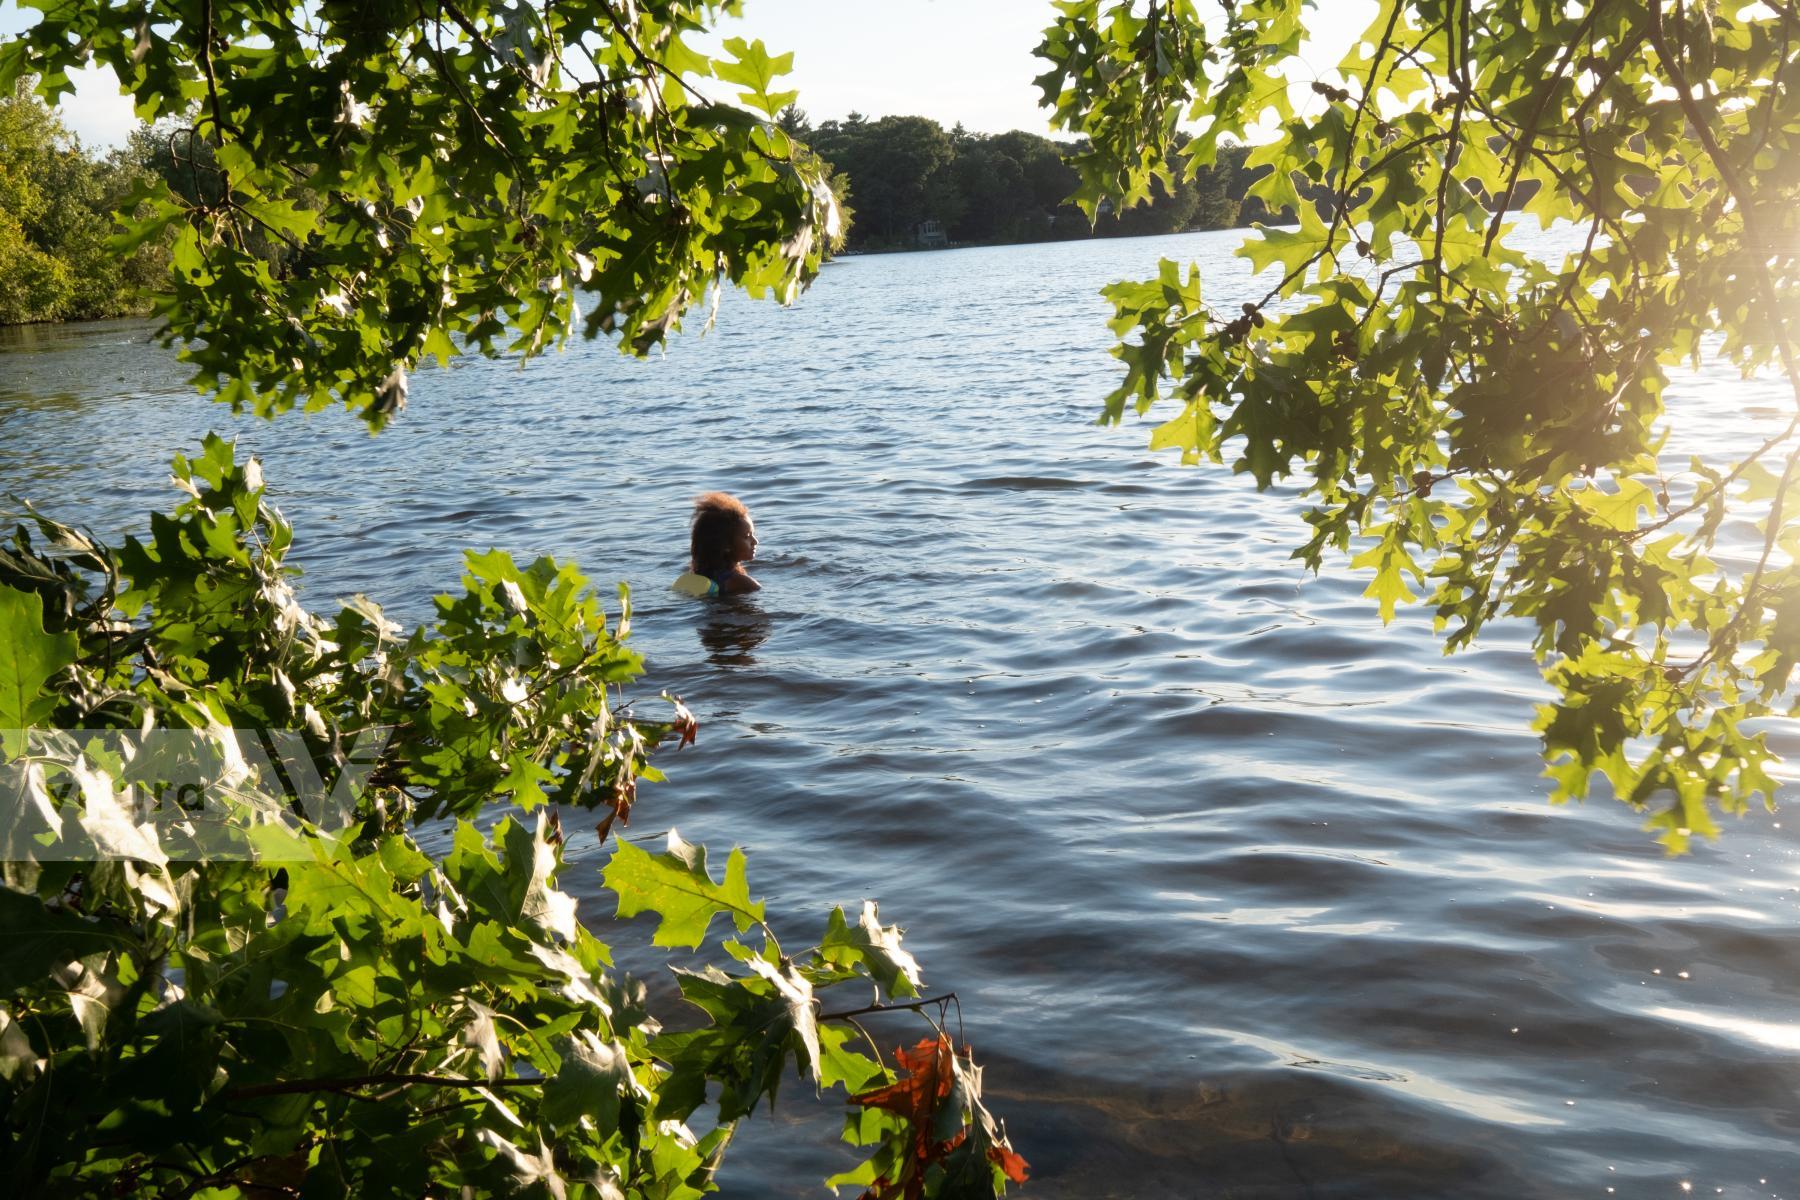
(1, 226, 1281, 331)
(828, 219, 1266, 260)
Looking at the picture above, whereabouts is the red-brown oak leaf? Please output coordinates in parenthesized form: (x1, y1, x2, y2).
(849, 1036, 959, 1200)
(852, 1036, 955, 1124)
(987, 1144, 1030, 1184)
(671, 698, 698, 748)
(848, 1036, 1028, 1198)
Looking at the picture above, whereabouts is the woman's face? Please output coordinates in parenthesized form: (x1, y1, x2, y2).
(731, 517, 758, 564)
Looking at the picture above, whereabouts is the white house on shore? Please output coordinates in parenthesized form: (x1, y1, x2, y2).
(915, 218, 947, 248)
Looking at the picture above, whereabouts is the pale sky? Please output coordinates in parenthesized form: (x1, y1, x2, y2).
(0, 0, 1373, 149)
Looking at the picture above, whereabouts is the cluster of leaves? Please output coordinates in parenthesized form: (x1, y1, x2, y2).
(838, 1036, 1028, 1200)
(0, 80, 174, 324)
(1039, 0, 1800, 849)
(0, 438, 1026, 1196)
(0, 0, 841, 426)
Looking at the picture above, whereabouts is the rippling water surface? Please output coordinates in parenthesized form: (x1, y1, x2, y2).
(3, 229, 1798, 1199)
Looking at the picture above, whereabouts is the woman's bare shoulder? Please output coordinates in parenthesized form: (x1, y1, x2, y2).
(720, 571, 761, 594)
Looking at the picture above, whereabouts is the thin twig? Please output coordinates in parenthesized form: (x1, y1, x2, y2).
(1431, 0, 1470, 290)
(1484, 2, 1606, 253)
(198, 0, 232, 141)
(1316, 0, 1404, 264)
(818, 991, 959, 1024)
(418, 0, 528, 186)
(223, 1071, 542, 1100)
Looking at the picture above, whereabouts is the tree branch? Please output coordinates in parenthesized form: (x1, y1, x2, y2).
(818, 991, 958, 1023)
(198, 0, 232, 142)
(223, 1072, 541, 1101)
(1484, 1, 1605, 253)
(1431, 0, 1471, 289)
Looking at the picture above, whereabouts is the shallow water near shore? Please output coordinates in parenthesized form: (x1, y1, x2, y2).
(3, 228, 1798, 1199)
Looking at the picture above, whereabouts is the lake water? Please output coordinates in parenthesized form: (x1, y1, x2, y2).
(2, 229, 1797, 1199)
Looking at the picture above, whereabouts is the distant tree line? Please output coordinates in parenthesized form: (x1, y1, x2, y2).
(0, 81, 183, 325)
(781, 107, 1274, 252)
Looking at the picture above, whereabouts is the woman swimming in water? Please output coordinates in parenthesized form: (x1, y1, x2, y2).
(673, 491, 760, 597)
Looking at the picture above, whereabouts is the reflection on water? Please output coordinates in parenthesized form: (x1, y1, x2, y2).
(3, 231, 1798, 1198)
(1647, 1006, 1800, 1054)
(696, 597, 773, 666)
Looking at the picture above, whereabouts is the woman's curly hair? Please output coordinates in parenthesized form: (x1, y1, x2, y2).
(690, 492, 750, 579)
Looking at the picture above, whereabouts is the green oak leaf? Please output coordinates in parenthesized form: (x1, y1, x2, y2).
(0, 886, 137, 983)
(1575, 479, 1655, 533)
(817, 1023, 882, 1092)
(746, 953, 820, 1081)
(716, 37, 800, 116)
(0, 585, 77, 748)
(819, 901, 922, 999)
(1147, 400, 1216, 467)
(1350, 534, 1421, 625)
(1234, 205, 1334, 279)
(601, 831, 765, 949)
(539, 1030, 634, 1132)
